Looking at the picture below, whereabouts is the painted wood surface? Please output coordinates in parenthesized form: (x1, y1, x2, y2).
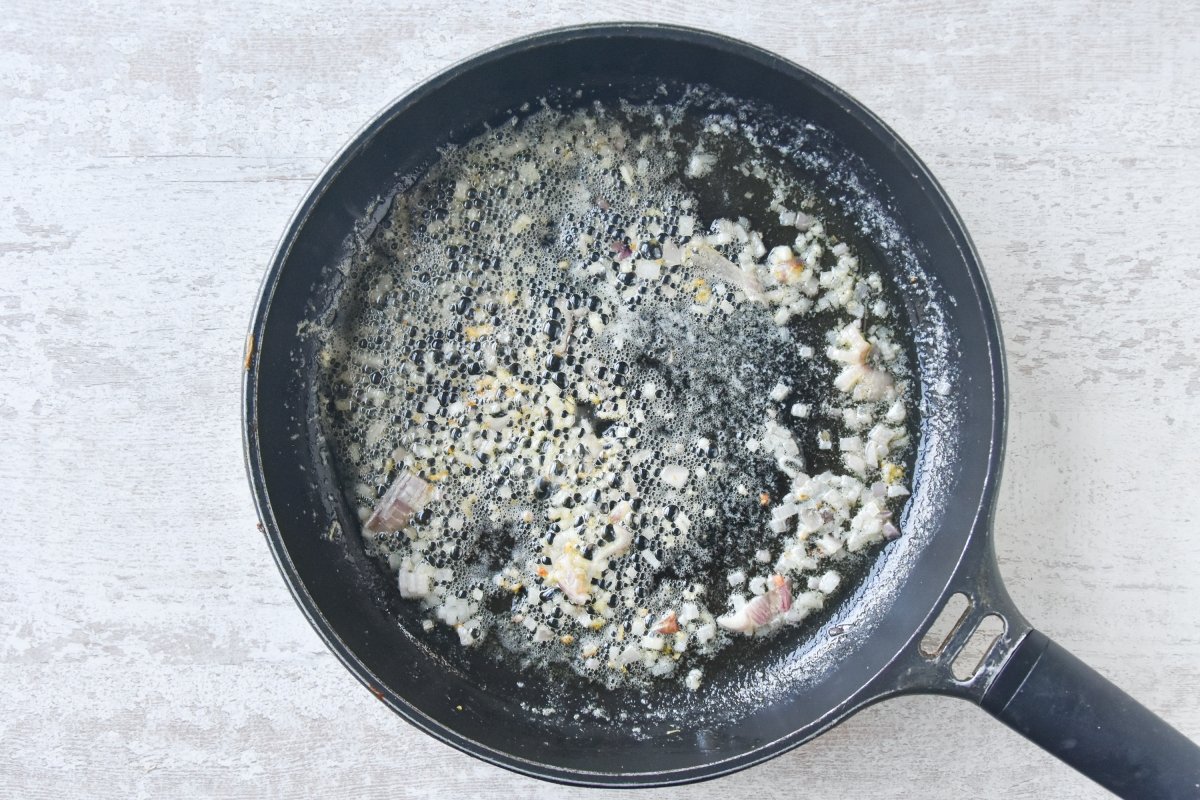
(2, 2, 1197, 797)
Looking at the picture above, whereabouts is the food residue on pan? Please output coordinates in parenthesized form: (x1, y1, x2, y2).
(317, 98, 914, 690)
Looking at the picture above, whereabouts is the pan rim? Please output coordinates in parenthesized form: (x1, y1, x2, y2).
(242, 21, 1007, 787)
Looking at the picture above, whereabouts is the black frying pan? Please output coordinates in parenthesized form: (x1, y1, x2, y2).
(242, 24, 1200, 796)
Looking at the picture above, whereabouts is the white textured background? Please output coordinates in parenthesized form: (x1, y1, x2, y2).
(2, 2, 1198, 797)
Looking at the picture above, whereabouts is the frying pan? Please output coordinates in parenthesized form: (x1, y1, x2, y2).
(242, 23, 1200, 796)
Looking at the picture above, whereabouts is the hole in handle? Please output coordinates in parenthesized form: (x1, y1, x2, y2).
(919, 592, 970, 657)
(951, 614, 1006, 681)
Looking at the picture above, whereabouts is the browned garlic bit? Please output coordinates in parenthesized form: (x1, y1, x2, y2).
(320, 99, 914, 688)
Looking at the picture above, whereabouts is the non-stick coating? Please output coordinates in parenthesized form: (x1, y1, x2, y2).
(244, 24, 1006, 786)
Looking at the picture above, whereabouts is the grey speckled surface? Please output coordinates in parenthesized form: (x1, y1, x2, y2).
(2, 2, 1198, 797)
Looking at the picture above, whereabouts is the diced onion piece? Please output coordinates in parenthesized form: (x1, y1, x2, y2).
(827, 321, 871, 365)
(397, 567, 431, 599)
(817, 570, 841, 594)
(517, 162, 541, 184)
(683, 241, 766, 304)
(634, 259, 661, 280)
(659, 464, 689, 489)
(509, 212, 534, 235)
(608, 500, 633, 523)
(661, 240, 682, 267)
(686, 151, 716, 178)
(769, 503, 799, 534)
(651, 610, 679, 635)
(365, 471, 434, 532)
(594, 522, 632, 562)
(649, 657, 675, 676)
(717, 575, 792, 634)
(549, 535, 593, 605)
(853, 368, 894, 402)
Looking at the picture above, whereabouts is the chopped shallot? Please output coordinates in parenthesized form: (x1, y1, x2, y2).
(365, 470, 434, 532)
(397, 566, 431, 599)
(683, 241, 766, 303)
(651, 610, 679, 635)
(547, 535, 593, 605)
(609, 239, 633, 260)
(766, 245, 806, 285)
(659, 464, 689, 489)
(828, 320, 894, 401)
(594, 522, 633, 563)
(686, 151, 716, 178)
(608, 500, 633, 524)
(717, 575, 792, 634)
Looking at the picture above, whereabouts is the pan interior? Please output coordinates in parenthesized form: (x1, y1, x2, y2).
(248, 26, 1000, 782)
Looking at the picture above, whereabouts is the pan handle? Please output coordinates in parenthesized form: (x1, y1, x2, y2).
(980, 629, 1200, 799)
(878, 547, 1200, 797)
